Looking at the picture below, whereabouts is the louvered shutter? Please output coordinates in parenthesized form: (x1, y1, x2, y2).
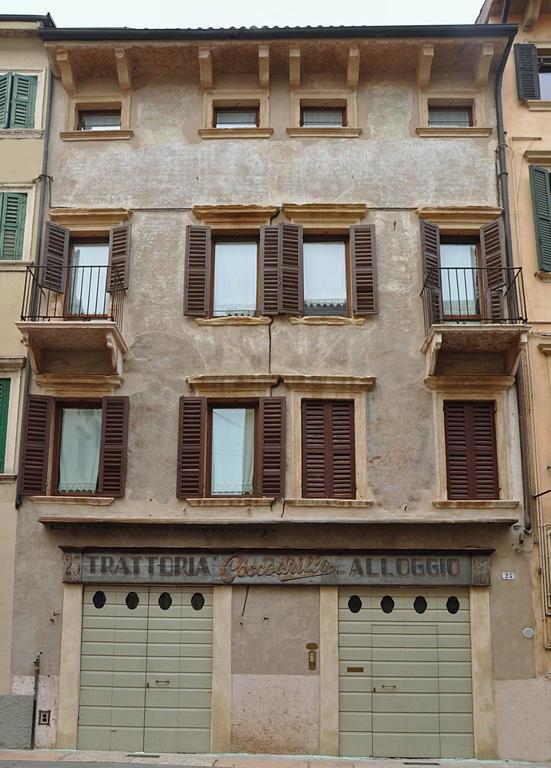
(480, 218, 506, 321)
(444, 401, 498, 500)
(421, 220, 442, 324)
(259, 225, 280, 315)
(351, 224, 378, 315)
(184, 225, 211, 316)
(0, 378, 11, 473)
(302, 400, 355, 499)
(259, 397, 286, 498)
(302, 400, 327, 498)
(0, 192, 26, 260)
(530, 165, 551, 271)
(39, 221, 69, 291)
(10, 74, 37, 129)
(98, 396, 129, 497)
(514, 44, 540, 101)
(280, 222, 304, 315)
(0, 73, 10, 129)
(330, 400, 356, 498)
(17, 394, 52, 496)
(177, 397, 206, 498)
(107, 223, 130, 291)
(471, 401, 499, 500)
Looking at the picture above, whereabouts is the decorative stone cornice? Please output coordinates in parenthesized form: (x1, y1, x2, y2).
(289, 316, 365, 325)
(187, 374, 279, 397)
(196, 316, 272, 326)
(416, 127, 492, 138)
(286, 127, 362, 138)
(538, 342, 551, 355)
(524, 149, 551, 165)
(282, 374, 375, 391)
(34, 374, 123, 396)
(192, 205, 278, 229)
(282, 203, 367, 228)
(0, 357, 26, 372)
(198, 128, 273, 140)
(424, 375, 515, 392)
(49, 208, 132, 228)
(60, 130, 134, 142)
(416, 206, 502, 230)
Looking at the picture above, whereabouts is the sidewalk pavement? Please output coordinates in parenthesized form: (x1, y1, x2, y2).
(0, 752, 551, 768)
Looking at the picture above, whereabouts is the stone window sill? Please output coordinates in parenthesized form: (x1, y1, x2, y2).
(536, 270, 551, 282)
(185, 497, 275, 507)
(0, 128, 43, 139)
(198, 128, 273, 139)
(287, 127, 362, 138)
(290, 316, 365, 326)
(0, 474, 17, 483)
(195, 316, 272, 326)
(60, 130, 134, 141)
(416, 127, 492, 138)
(432, 500, 519, 509)
(29, 495, 115, 506)
(286, 498, 374, 508)
(0, 260, 31, 271)
(526, 100, 551, 111)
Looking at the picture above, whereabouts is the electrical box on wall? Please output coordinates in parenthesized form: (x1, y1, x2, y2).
(38, 710, 51, 725)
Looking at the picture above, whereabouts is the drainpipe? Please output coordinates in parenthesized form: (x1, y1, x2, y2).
(495, 21, 533, 532)
(30, 652, 42, 748)
(16, 56, 54, 509)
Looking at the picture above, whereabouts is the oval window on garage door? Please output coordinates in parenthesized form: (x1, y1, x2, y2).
(125, 592, 140, 610)
(191, 592, 205, 611)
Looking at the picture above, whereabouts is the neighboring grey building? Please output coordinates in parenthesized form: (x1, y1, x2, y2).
(5, 20, 544, 760)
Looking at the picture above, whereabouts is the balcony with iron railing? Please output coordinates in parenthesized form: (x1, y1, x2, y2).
(420, 266, 529, 377)
(17, 264, 128, 379)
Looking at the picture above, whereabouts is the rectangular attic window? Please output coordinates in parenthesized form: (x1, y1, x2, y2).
(214, 108, 259, 128)
(78, 110, 121, 131)
(428, 105, 473, 128)
(301, 107, 346, 128)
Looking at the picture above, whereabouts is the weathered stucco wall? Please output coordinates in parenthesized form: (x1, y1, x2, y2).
(10, 56, 539, 755)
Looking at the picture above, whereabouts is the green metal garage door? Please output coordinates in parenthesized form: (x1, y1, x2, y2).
(339, 587, 473, 758)
(78, 586, 213, 752)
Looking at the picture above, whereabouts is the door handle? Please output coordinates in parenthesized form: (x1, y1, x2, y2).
(381, 684, 397, 689)
(155, 679, 170, 684)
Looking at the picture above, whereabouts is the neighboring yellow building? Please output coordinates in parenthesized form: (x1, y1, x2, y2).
(478, 0, 551, 757)
(0, 12, 54, 743)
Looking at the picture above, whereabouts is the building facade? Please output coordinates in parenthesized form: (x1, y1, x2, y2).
(0, 13, 54, 747)
(3, 20, 546, 759)
(477, 0, 551, 758)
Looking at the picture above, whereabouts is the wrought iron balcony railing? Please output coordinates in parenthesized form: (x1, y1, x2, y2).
(21, 265, 125, 327)
(421, 266, 527, 333)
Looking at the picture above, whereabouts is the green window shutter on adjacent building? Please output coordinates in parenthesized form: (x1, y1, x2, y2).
(0, 73, 37, 128)
(0, 379, 10, 473)
(0, 192, 27, 260)
(10, 74, 37, 128)
(530, 165, 551, 272)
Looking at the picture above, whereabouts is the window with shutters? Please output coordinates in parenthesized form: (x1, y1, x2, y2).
(213, 240, 258, 316)
(177, 395, 285, 500)
(0, 72, 37, 129)
(514, 44, 551, 103)
(208, 403, 257, 496)
(301, 399, 356, 499)
(303, 239, 348, 316)
(0, 192, 27, 260)
(444, 401, 499, 500)
(17, 395, 129, 498)
(66, 241, 110, 317)
(185, 222, 377, 319)
(439, 237, 482, 319)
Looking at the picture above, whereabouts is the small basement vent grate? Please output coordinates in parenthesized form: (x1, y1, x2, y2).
(126, 754, 160, 759)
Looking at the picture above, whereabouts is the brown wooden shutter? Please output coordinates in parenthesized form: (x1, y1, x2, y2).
(259, 397, 286, 498)
(444, 401, 498, 500)
(39, 222, 69, 292)
(514, 43, 540, 101)
(351, 224, 378, 315)
(302, 400, 355, 499)
(108, 223, 131, 291)
(184, 225, 211, 316)
(280, 222, 304, 315)
(17, 394, 52, 496)
(330, 400, 356, 498)
(421, 220, 442, 324)
(177, 397, 206, 498)
(480, 218, 506, 321)
(99, 396, 129, 498)
(302, 400, 326, 498)
(259, 225, 280, 315)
